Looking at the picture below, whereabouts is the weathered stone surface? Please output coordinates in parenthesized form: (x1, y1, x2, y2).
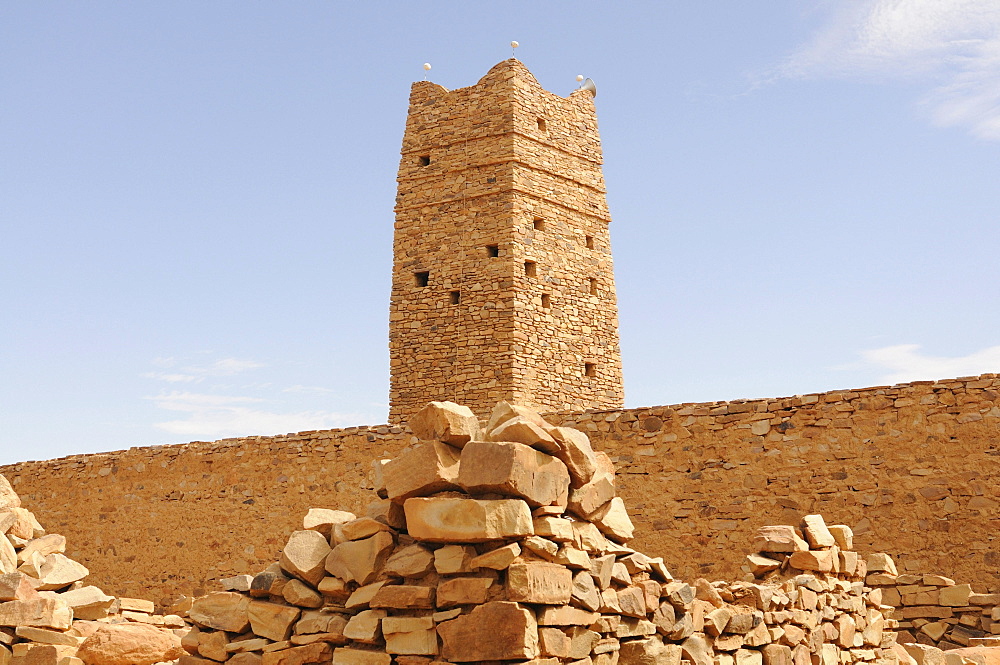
(940, 584, 972, 607)
(279, 531, 331, 586)
(345, 582, 387, 610)
(249, 601, 301, 642)
(0, 535, 14, 575)
(383, 441, 460, 503)
(489, 417, 559, 453)
(403, 497, 532, 542)
(334, 517, 389, 544)
(537, 605, 599, 626)
(827, 525, 853, 550)
(325, 531, 395, 584)
(436, 577, 491, 607)
(332, 647, 391, 665)
(282, 579, 323, 608)
(571, 569, 601, 611)
(261, 643, 333, 665)
(591, 497, 634, 542)
(458, 440, 569, 507)
(343, 609, 386, 643)
(36, 554, 89, 591)
(189, 592, 251, 633)
(18, 535, 66, 564)
(0, 598, 71, 630)
(15, 626, 83, 647)
(77, 623, 183, 665)
(507, 563, 573, 604)
(433, 544, 475, 574)
(567, 473, 616, 518)
(383, 544, 433, 578)
(437, 601, 538, 662)
(0, 573, 38, 603)
(369, 585, 434, 609)
(469, 542, 520, 570)
(681, 633, 714, 665)
(619, 637, 682, 665)
(546, 426, 599, 487)
(800, 515, 835, 548)
(385, 627, 438, 656)
(753, 526, 808, 554)
(229, 654, 264, 665)
(0, 478, 19, 511)
(788, 549, 834, 573)
(7, 508, 44, 540)
(534, 516, 575, 542)
(58, 586, 113, 621)
(746, 554, 782, 576)
(866, 553, 898, 575)
(410, 401, 482, 446)
(302, 509, 356, 538)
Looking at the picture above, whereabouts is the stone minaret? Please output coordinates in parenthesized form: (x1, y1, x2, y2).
(388, 60, 623, 423)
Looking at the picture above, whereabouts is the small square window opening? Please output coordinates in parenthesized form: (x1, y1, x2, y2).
(588, 277, 598, 295)
(414, 271, 430, 287)
(541, 294, 551, 308)
(524, 261, 537, 278)
(417, 155, 431, 166)
(585, 363, 597, 377)
(537, 117, 547, 132)
(585, 235, 594, 249)
(485, 244, 500, 258)
(533, 217, 545, 232)
(450, 290, 461, 304)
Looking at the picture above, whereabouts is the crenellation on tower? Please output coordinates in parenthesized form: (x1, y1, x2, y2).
(389, 59, 624, 423)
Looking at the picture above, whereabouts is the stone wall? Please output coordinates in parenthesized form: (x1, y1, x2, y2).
(2, 374, 998, 605)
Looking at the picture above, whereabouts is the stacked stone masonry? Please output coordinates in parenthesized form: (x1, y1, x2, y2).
(389, 59, 624, 423)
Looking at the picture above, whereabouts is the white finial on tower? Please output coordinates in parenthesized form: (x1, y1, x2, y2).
(423, 62, 431, 81)
(576, 74, 585, 87)
(510, 41, 519, 57)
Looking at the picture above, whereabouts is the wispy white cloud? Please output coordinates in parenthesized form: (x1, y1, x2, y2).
(775, 0, 1000, 139)
(854, 343, 1000, 383)
(143, 357, 265, 384)
(282, 385, 335, 395)
(147, 390, 366, 439)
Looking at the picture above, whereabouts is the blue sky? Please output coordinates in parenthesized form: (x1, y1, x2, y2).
(3, 1, 999, 465)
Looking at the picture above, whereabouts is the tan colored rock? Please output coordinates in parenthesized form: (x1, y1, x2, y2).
(571, 570, 601, 611)
(546, 426, 599, 487)
(332, 647, 391, 665)
(534, 516, 574, 542)
(383, 441, 461, 502)
(618, 586, 647, 618)
(229, 654, 264, 665)
(681, 633, 714, 665)
(591, 497, 634, 542)
(197, 628, 229, 661)
(317, 576, 351, 601)
(385, 627, 438, 655)
(433, 544, 475, 574)
(279, 531, 331, 586)
(261, 643, 333, 665)
(572, 521, 610, 553)
(76, 622, 183, 665)
(383, 544, 433, 578)
(249, 601, 301, 642)
(334, 517, 389, 544)
(436, 577, 491, 608)
(940, 584, 972, 607)
(437, 601, 538, 662)
(537, 605, 599, 626)
(0, 535, 15, 575)
(486, 402, 548, 433)
(14, 626, 83, 647)
(737, 649, 764, 665)
(410, 401, 482, 446)
(539, 627, 571, 657)
(753, 526, 808, 554)
(404, 497, 532, 542)
(0, 478, 19, 511)
(282, 579, 323, 608)
(567, 473, 616, 518)
(469, 542, 521, 570)
(58, 586, 114, 621)
(619, 637, 681, 665)
(801, 515, 835, 548)
(903, 644, 946, 665)
(788, 549, 834, 573)
(188, 592, 251, 633)
(866, 553, 898, 575)
(325, 531, 395, 584)
(0, 598, 71, 630)
(369, 585, 434, 609)
(18, 535, 66, 564)
(345, 582, 388, 610)
(489, 417, 559, 453)
(507, 563, 572, 605)
(295, 609, 345, 635)
(458, 440, 569, 507)
(343, 609, 386, 643)
(704, 607, 734, 636)
(7, 509, 44, 540)
(746, 554, 782, 576)
(36, 554, 88, 591)
(0, 573, 39, 602)
(827, 525, 853, 550)
(524, 535, 559, 560)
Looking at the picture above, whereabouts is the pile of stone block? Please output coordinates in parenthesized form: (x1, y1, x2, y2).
(862, 554, 1000, 650)
(172, 401, 900, 665)
(0, 474, 185, 665)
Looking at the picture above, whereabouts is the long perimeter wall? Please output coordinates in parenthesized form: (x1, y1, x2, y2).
(2, 374, 998, 605)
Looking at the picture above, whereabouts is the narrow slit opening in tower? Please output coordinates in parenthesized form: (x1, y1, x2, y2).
(537, 117, 547, 132)
(541, 293, 551, 309)
(485, 244, 500, 258)
(524, 261, 537, 278)
(414, 271, 430, 287)
(585, 235, 594, 249)
(588, 277, 598, 295)
(417, 155, 431, 166)
(450, 290, 461, 304)
(533, 217, 545, 232)
(585, 362, 597, 377)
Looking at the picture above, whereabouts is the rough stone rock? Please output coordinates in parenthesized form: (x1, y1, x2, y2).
(403, 498, 532, 542)
(788, 550, 834, 573)
(534, 516, 575, 542)
(488, 417, 559, 453)
(746, 554, 782, 577)
(261, 643, 333, 665)
(14, 626, 83, 647)
(18, 535, 66, 564)
(37, 553, 89, 590)
(229, 654, 264, 665)
(436, 577, 492, 608)
(318, 577, 353, 601)
(7, 508, 44, 540)
(537, 605, 599, 626)
(332, 647, 391, 665)
(188, 592, 251, 633)
(753, 526, 808, 554)
(437, 601, 538, 662)
(545, 426, 599, 487)
(0, 477, 20, 511)
(0, 598, 71, 630)
(539, 627, 572, 658)
(334, 517, 389, 544)
(198, 629, 229, 661)
(345, 581, 387, 610)
(866, 553, 898, 576)
(433, 544, 476, 574)
(0, 573, 39, 602)
(384, 627, 438, 656)
(800, 515, 835, 548)
(458, 440, 569, 507)
(486, 402, 549, 436)
(567, 473, 616, 518)
(282, 579, 324, 608)
(280, 531, 332, 586)
(343, 609, 386, 643)
(325, 531, 395, 584)
(903, 644, 946, 665)
(507, 563, 573, 605)
(369, 585, 434, 609)
(590, 497, 634, 542)
(619, 637, 682, 665)
(58, 586, 114, 620)
(249, 601, 301, 642)
(0, 534, 15, 574)
(827, 525, 853, 550)
(220, 574, 254, 592)
(763, 644, 793, 665)
(250, 570, 290, 598)
(571, 570, 601, 611)
(302, 509, 356, 537)
(383, 441, 461, 503)
(409, 401, 482, 446)
(77, 623, 184, 665)
(940, 584, 972, 607)
(681, 633, 714, 665)
(383, 544, 433, 578)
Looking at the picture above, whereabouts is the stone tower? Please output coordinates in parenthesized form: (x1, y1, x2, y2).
(388, 59, 624, 423)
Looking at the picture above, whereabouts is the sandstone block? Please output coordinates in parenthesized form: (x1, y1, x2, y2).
(801, 515, 835, 548)
(229, 654, 263, 665)
(753, 526, 808, 554)
(14, 626, 82, 647)
(486, 402, 548, 434)
(383, 441, 460, 503)
(618, 585, 647, 618)
(827, 525, 853, 550)
(249, 601, 301, 642)
(572, 521, 610, 553)
(36, 554, 89, 591)
(747, 554, 782, 576)
(295, 610, 346, 635)
(197, 629, 229, 661)
(507, 563, 573, 605)
(681, 633, 714, 665)
(317, 576, 351, 601)
(0, 535, 15, 575)
(788, 549, 834, 573)
(0, 573, 39, 602)
(903, 643, 946, 665)
(468, 542, 520, 570)
(866, 553, 898, 576)
(403, 498, 532, 542)
(0, 478, 19, 511)
(410, 401, 481, 446)
(7, 509, 43, 540)
(279, 531, 331, 587)
(619, 637, 681, 665)
(0, 598, 71, 630)
(77, 623, 184, 665)
(591, 497, 634, 542)
(537, 605, 598, 626)
(539, 627, 571, 657)
(250, 570, 290, 598)
(567, 473, 616, 519)
(188, 592, 251, 633)
(437, 601, 538, 662)
(556, 546, 592, 570)
(571, 570, 601, 611)
(334, 518, 389, 544)
(458, 440, 569, 507)
(736, 648, 764, 665)
(534, 516, 575, 542)
(325, 531, 395, 584)
(369, 585, 434, 609)
(18, 535, 65, 564)
(283, 579, 323, 608)
(546, 426, 599, 487)
(219, 574, 254, 592)
(385, 628, 438, 656)
(343, 609, 385, 643)
(433, 544, 476, 574)
(939, 585, 972, 607)
(260, 643, 333, 665)
(332, 647, 391, 665)
(436, 577, 491, 608)
(383, 544, 433, 578)
(489, 417, 559, 453)
(591, 554, 615, 589)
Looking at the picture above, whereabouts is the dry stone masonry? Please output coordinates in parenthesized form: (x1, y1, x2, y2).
(165, 402, 912, 665)
(389, 60, 624, 423)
